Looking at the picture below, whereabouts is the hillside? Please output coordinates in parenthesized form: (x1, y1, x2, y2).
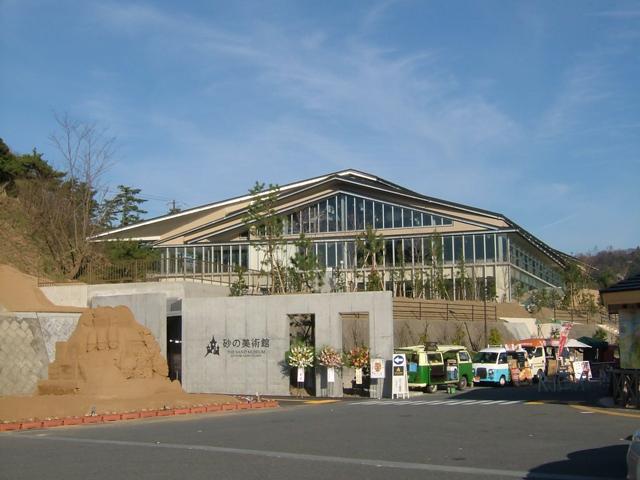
(578, 247, 640, 288)
(0, 196, 48, 277)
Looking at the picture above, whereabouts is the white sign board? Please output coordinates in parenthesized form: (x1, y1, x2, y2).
(392, 353, 409, 399)
(370, 358, 385, 379)
(355, 367, 363, 385)
(297, 367, 305, 383)
(572, 361, 592, 381)
(326, 367, 335, 383)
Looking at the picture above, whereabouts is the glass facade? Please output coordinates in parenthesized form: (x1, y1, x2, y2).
(282, 193, 453, 235)
(157, 192, 563, 301)
(163, 244, 248, 274)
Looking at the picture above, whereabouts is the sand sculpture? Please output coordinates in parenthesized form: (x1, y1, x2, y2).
(38, 306, 179, 397)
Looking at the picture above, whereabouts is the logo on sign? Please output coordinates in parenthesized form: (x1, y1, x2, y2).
(393, 354, 406, 366)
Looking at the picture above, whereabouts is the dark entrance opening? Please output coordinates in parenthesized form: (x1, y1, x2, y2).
(341, 312, 370, 397)
(288, 314, 316, 396)
(167, 315, 182, 382)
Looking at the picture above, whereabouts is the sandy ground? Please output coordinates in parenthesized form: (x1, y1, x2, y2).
(0, 263, 84, 312)
(0, 391, 239, 422)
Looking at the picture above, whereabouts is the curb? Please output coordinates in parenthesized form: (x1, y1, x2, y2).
(0, 401, 279, 433)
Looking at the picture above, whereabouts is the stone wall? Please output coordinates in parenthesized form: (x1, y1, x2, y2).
(0, 312, 80, 395)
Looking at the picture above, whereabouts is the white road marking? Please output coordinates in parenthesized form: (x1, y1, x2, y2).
(348, 398, 525, 407)
(12, 434, 616, 480)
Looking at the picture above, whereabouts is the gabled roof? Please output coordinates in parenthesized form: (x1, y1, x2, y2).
(92, 168, 571, 266)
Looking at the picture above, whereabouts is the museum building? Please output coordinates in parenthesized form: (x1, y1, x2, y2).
(95, 170, 570, 302)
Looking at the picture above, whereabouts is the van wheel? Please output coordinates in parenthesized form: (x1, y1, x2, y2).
(499, 376, 507, 387)
(536, 369, 544, 382)
(458, 376, 468, 390)
(425, 384, 438, 394)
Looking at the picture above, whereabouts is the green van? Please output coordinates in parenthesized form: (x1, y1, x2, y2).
(395, 344, 473, 393)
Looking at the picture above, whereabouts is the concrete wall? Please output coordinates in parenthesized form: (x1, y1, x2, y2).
(0, 312, 80, 395)
(41, 281, 229, 308)
(181, 291, 393, 397)
(91, 294, 168, 358)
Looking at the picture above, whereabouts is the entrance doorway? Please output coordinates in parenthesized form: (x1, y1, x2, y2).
(341, 312, 370, 396)
(288, 314, 316, 396)
(167, 316, 182, 382)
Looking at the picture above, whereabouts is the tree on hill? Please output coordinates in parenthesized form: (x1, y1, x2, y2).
(104, 185, 148, 228)
(0, 138, 63, 195)
(578, 247, 640, 287)
(17, 114, 116, 279)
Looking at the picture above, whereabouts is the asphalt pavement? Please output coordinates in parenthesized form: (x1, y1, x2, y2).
(0, 388, 635, 480)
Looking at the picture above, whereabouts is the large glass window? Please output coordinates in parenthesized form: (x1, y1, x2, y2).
(346, 241, 356, 268)
(240, 245, 248, 268)
(347, 195, 355, 231)
(404, 238, 413, 265)
(374, 202, 383, 229)
(414, 238, 423, 265)
(327, 242, 336, 268)
(443, 237, 453, 264)
(394, 240, 404, 266)
(222, 246, 230, 269)
(231, 245, 239, 267)
(319, 200, 328, 232)
(454, 236, 463, 263)
(413, 211, 422, 227)
(464, 236, 474, 262)
(486, 234, 495, 261)
(301, 207, 309, 234)
(309, 205, 318, 233)
(327, 198, 336, 232)
(316, 242, 326, 267)
(290, 193, 457, 235)
(423, 237, 432, 264)
(356, 198, 365, 230)
(393, 206, 402, 228)
(384, 239, 394, 267)
(474, 235, 485, 262)
(384, 204, 392, 229)
(402, 208, 412, 228)
(336, 241, 344, 269)
(291, 211, 300, 235)
(365, 200, 373, 228)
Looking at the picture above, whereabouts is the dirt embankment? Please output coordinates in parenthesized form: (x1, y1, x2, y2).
(0, 263, 83, 313)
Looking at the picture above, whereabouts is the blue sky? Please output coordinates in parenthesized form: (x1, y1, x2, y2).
(1, 1, 638, 255)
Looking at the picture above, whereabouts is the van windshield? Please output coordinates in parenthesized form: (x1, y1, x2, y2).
(474, 352, 498, 364)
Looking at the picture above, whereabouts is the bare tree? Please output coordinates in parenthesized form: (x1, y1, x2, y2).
(20, 113, 115, 279)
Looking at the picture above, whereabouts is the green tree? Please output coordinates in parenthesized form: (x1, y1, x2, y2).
(17, 114, 116, 279)
(103, 240, 159, 262)
(0, 139, 63, 195)
(488, 327, 502, 346)
(230, 266, 249, 296)
(428, 233, 448, 300)
(592, 327, 608, 342)
(562, 261, 589, 320)
(356, 226, 384, 291)
(455, 259, 473, 300)
(106, 185, 148, 227)
(288, 233, 324, 292)
(243, 181, 286, 294)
